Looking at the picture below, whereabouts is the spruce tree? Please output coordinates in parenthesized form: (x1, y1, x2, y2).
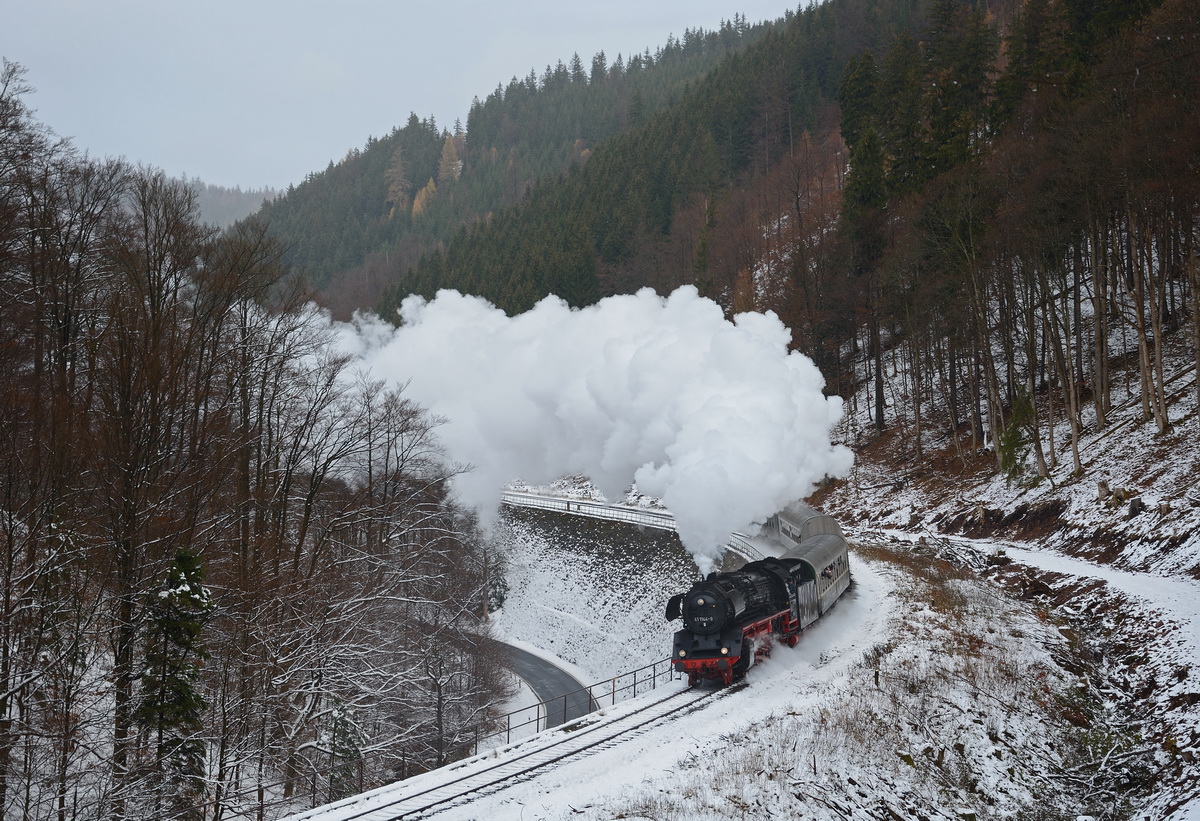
(326, 704, 365, 801)
(837, 50, 881, 152)
(385, 144, 411, 215)
(438, 136, 462, 185)
(137, 547, 212, 820)
(879, 32, 930, 192)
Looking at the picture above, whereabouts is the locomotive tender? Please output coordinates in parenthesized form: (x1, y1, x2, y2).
(665, 502, 850, 685)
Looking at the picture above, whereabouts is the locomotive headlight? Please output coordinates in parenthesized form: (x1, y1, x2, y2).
(697, 598, 705, 605)
(720, 647, 729, 655)
(678, 650, 686, 658)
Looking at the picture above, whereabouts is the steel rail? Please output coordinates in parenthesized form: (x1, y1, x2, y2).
(283, 684, 727, 821)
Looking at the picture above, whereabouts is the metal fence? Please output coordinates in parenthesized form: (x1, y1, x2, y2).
(501, 491, 677, 530)
(472, 657, 678, 754)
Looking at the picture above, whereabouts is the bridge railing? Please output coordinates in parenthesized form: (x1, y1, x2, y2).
(501, 491, 678, 530)
(472, 656, 677, 755)
(501, 491, 764, 561)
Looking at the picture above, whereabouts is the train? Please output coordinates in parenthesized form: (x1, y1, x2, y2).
(665, 502, 851, 685)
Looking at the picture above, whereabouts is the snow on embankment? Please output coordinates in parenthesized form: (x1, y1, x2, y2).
(490, 507, 695, 681)
(811, 317, 1200, 816)
(815, 368, 1200, 816)
(477, 510, 1134, 820)
(987, 540, 1200, 819)
(816, 321, 1200, 579)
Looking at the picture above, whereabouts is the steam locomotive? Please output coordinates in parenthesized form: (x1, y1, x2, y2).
(665, 502, 850, 685)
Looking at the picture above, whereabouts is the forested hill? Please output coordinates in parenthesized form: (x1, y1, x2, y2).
(378, 0, 937, 320)
(248, 14, 775, 317)
(186, 177, 277, 227)
(379, 0, 1197, 413)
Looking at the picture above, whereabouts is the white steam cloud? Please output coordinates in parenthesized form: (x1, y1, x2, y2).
(337, 286, 853, 574)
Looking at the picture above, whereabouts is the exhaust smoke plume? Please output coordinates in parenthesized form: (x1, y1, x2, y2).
(338, 286, 853, 574)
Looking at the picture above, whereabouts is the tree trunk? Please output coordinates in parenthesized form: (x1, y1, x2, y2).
(1091, 221, 1111, 428)
(910, 326, 924, 459)
(111, 576, 137, 821)
(1045, 275, 1083, 475)
(872, 317, 885, 434)
(1190, 252, 1200, 411)
(1142, 213, 1171, 433)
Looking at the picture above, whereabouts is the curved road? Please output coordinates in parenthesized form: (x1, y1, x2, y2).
(503, 644, 598, 728)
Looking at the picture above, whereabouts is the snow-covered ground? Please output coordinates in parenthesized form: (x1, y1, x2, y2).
(822, 332, 1200, 582)
(294, 320, 1200, 820)
(438, 534, 899, 821)
(475, 326, 1200, 821)
(808, 327, 1200, 818)
(446, 498, 1197, 820)
(860, 527, 1200, 820)
(489, 506, 696, 682)
(283, 470, 1196, 820)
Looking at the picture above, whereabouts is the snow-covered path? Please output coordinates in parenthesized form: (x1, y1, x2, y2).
(869, 526, 1200, 672)
(1004, 544, 1200, 649)
(1003, 543, 1200, 819)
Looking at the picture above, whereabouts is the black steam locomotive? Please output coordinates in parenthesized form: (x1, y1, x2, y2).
(665, 502, 850, 685)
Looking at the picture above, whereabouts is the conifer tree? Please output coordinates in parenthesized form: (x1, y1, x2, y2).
(325, 704, 365, 801)
(385, 144, 411, 215)
(591, 51, 608, 84)
(837, 50, 880, 152)
(627, 89, 646, 127)
(570, 52, 587, 84)
(137, 547, 213, 820)
(841, 126, 889, 432)
(925, 0, 997, 171)
(438, 135, 462, 185)
(878, 31, 929, 191)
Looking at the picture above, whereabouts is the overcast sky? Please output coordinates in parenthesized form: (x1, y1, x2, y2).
(4, 0, 798, 191)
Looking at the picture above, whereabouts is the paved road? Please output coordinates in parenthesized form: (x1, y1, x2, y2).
(504, 644, 598, 728)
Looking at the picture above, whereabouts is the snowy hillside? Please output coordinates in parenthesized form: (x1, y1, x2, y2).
(808, 325, 1200, 818)
(469, 500, 1197, 820)
(490, 507, 696, 681)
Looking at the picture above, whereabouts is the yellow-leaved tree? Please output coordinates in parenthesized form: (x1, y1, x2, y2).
(411, 177, 437, 216)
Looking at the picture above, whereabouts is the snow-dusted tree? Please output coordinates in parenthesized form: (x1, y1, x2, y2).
(137, 547, 213, 820)
(0, 70, 511, 818)
(0, 61, 131, 818)
(323, 704, 365, 801)
(91, 171, 222, 821)
(405, 627, 509, 768)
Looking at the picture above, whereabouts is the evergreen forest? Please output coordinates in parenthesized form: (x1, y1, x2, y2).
(186, 178, 279, 229)
(361, 0, 1196, 486)
(250, 14, 777, 318)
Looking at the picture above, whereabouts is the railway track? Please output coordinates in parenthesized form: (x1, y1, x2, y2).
(283, 683, 730, 821)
